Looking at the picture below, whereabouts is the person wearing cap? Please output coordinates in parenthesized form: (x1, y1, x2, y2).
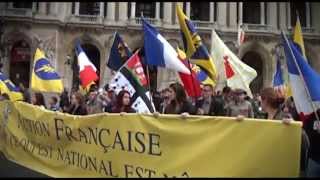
(226, 88, 254, 118)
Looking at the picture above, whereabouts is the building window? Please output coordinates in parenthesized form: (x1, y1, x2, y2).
(79, 2, 100, 16)
(12, 2, 33, 9)
(290, 3, 307, 27)
(136, 2, 156, 18)
(243, 2, 260, 24)
(190, 2, 210, 21)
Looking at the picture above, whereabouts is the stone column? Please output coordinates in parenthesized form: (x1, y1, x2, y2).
(75, 2, 79, 15)
(130, 2, 136, 19)
(217, 2, 227, 28)
(306, 2, 311, 28)
(49, 2, 59, 16)
(155, 2, 160, 19)
(99, 2, 104, 17)
(107, 2, 115, 21)
(267, 3, 277, 30)
(229, 2, 237, 28)
(210, 2, 214, 22)
(261, 2, 265, 25)
(279, 2, 287, 29)
(39, 2, 47, 14)
(238, 2, 243, 24)
(163, 2, 172, 25)
(186, 2, 190, 18)
(118, 2, 128, 22)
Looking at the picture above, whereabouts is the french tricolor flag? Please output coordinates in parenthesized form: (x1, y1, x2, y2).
(75, 42, 99, 89)
(142, 18, 190, 75)
(282, 32, 320, 123)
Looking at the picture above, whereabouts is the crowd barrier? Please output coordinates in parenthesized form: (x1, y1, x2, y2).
(0, 101, 302, 177)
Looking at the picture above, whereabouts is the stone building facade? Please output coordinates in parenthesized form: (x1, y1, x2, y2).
(1, 2, 320, 94)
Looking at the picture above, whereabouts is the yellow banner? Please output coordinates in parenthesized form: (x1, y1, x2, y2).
(0, 101, 302, 177)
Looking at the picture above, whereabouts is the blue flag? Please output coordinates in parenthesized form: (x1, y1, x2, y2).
(107, 32, 132, 71)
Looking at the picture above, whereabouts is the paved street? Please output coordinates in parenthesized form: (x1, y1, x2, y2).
(0, 152, 49, 177)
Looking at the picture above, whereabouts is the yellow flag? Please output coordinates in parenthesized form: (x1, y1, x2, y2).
(31, 48, 63, 93)
(176, 5, 217, 84)
(0, 72, 24, 101)
(293, 16, 306, 59)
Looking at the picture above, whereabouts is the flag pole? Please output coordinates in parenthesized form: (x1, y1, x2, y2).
(140, 13, 154, 109)
(282, 30, 320, 131)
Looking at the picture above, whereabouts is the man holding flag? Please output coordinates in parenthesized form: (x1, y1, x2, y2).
(282, 31, 320, 177)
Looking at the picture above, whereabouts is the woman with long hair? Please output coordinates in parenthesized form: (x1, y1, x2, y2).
(31, 92, 46, 109)
(68, 92, 88, 115)
(164, 82, 195, 115)
(111, 90, 135, 113)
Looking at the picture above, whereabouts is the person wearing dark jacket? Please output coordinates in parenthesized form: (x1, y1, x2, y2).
(304, 109, 320, 177)
(164, 82, 196, 115)
(195, 84, 225, 116)
(260, 87, 310, 177)
(68, 92, 88, 115)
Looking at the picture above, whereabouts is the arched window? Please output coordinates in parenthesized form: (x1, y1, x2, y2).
(243, 2, 261, 24)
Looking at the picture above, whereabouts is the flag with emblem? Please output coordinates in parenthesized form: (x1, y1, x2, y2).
(107, 32, 132, 71)
(75, 41, 99, 90)
(31, 48, 63, 93)
(0, 72, 23, 101)
(109, 51, 155, 113)
(211, 29, 257, 97)
(177, 47, 202, 98)
(176, 5, 217, 84)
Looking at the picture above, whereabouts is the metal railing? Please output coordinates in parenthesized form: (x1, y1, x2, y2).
(242, 23, 276, 32)
(192, 20, 215, 29)
(131, 17, 160, 26)
(68, 14, 102, 24)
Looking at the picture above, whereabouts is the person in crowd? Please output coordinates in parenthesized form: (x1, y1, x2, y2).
(59, 88, 70, 113)
(195, 84, 225, 116)
(31, 92, 46, 109)
(111, 90, 135, 113)
(260, 87, 310, 177)
(152, 90, 162, 112)
(0, 93, 10, 101)
(48, 96, 60, 112)
(104, 87, 117, 113)
(226, 88, 254, 118)
(164, 82, 196, 115)
(222, 86, 233, 112)
(304, 109, 320, 177)
(251, 93, 267, 119)
(19, 83, 30, 103)
(283, 96, 300, 121)
(159, 88, 171, 114)
(86, 88, 104, 114)
(68, 92, 88, 115)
